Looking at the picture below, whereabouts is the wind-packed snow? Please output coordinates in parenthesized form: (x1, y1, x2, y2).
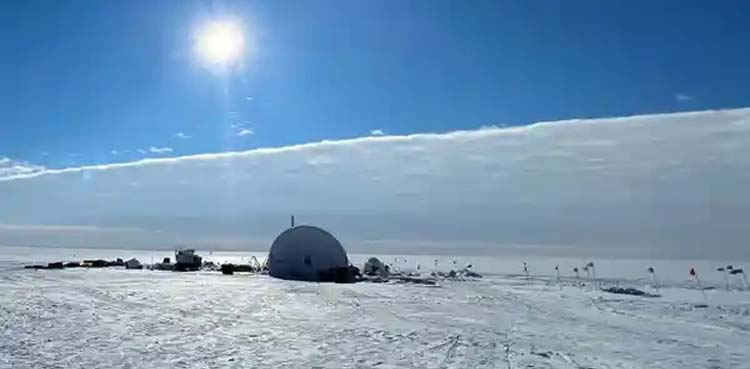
(1, 248, 749, 369)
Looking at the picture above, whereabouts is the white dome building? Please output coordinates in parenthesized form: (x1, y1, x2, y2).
(267, 225, 349, 281)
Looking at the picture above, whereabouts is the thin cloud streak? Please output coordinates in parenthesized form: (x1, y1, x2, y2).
(236, 128, 254, 136)
(0, 157, 45, 177)
(675, 93, 693, 101)
(149, 146, 173, 154)
(0, 223, 142, 233)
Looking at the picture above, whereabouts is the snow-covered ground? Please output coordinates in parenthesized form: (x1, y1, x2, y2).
(1, 247, 749, 369)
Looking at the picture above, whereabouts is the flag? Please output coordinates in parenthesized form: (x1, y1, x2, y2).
(730, 268, 744, 275)
(648, 267, 655, 273)
(717, 267, 725, 272)
(573, 267, 579, 273)
(554, 265, 559, 271)
(727, 265, 734, 270)
(689, 267, 696, 276)
(586, 262, 595, 268)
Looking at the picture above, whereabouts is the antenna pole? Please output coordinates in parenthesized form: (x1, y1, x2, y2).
(291, 214, 295, 228)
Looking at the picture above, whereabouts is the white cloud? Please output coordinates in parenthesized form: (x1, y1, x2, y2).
(231, 123, 254, 137)
(2, 108, 750, 258)
(137, 149, 147, 154)
(149, 146, 173, 154)
(111, 150, 119, 155)
(175, 132, 191, 139)
(0, 157, 45, 178)
(370, 129, 384, 136)
(245, 96, 254, 101)
(236, 128, 254, 137)
(40, 152, 49, 157)
(675, 93, 693, 101)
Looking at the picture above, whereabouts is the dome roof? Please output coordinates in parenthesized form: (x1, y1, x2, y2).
(268, 225, 349, 281)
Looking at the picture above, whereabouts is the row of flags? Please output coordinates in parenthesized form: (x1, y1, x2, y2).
(523, 263, 744, 281)
(717, 265, 745, 275)
(689, 265, 748, 297)
(530, 262, 594, 274)
(389, 259, 745, 283)
(691, 265, 745, 275)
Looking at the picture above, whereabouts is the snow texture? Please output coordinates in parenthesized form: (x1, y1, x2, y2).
(1, 248, 749, 369)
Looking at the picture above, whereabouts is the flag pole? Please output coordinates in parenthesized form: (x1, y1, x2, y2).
(690, 267, 708, 302)
(730, 268, 748, 290)
(522, 262, 529, 285)
(590, 262, 597, 290)
(648, 266, 659, 293)
(721, 267, 729, 290)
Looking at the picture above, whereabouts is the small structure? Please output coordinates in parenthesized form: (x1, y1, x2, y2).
(125, 258, 143, 269)
(83, 259, 109, 268)
(602, 286, 660, 298)
(174, 249, 202, 272)
(267, 225, 351, 282)
(363, 257, 387, 277)
(221, 264, 235, 275)
(149, 261, 175, 271)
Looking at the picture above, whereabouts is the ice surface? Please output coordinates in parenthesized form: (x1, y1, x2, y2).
(1, 248, 749, 369)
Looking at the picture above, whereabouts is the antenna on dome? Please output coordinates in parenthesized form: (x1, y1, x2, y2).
(291, 214, 295, 228)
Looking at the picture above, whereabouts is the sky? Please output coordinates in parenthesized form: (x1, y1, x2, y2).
(1, 1, 749, 257)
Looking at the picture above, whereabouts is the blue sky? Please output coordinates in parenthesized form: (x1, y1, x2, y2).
(1, 0, 749, 168)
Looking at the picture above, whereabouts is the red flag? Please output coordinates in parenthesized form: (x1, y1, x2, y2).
(689, 267, 696, 276)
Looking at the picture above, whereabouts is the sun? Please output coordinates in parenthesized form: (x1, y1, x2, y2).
(194, 21, 245, 65)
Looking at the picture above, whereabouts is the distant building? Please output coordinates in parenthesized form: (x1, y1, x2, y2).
(268, 225, 349, 282)
(125, 258, 143, 269)
(174, 249, 202, 271)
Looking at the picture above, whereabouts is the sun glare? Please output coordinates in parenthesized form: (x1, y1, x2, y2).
(194, 21, 245, 65)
